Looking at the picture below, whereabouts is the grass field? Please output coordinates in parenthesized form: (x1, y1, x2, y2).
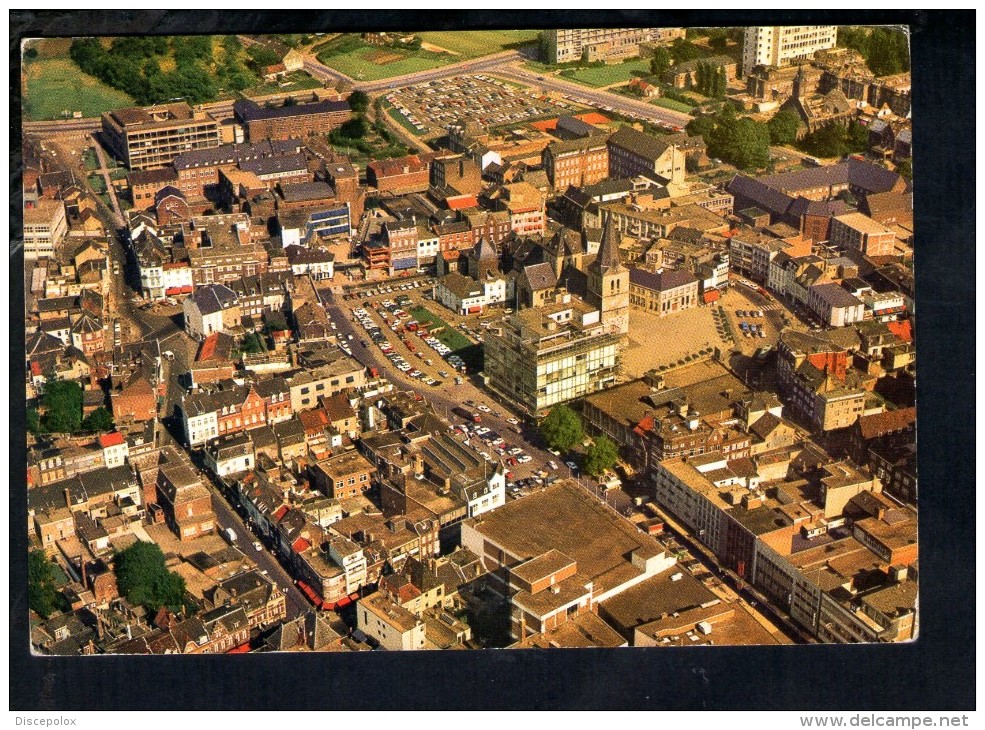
(317, 36, 450, 81)
(88, 174, 107, 194)
(317, 30, 537, 81)
(558, 58, 652, 88)
(416, 30, 537, 58)
(380, 99, 427, 137)
(23, 57, 134, 121)
(244, 70, 323, 97)
(651, 97, 695, 113)
(410, 305, 483, 372)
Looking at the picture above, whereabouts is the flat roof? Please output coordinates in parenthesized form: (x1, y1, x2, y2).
(598, 568, 717, 637)
(465, 480, 662, 595)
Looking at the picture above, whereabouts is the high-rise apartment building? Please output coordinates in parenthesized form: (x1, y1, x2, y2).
(741, 26, 838, 77)
(546, 28, 685, 65)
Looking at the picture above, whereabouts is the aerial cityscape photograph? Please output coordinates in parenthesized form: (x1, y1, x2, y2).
(20, 22, 924, 662)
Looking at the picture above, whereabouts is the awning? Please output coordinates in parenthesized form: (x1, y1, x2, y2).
(703, 289, 721, 304)
(467, 305, 482, 314)
(180, 285, 194, 294)
(165, 287, 182, 295)
(226, 643, 251, 654)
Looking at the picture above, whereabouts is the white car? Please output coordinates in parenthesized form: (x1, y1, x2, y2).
(476, 404, 492, 413)
(253, 541, 263, 552)
(506, 417, 520, 425)
(517, 455, 533, 464)
(508, 447, 524, 456)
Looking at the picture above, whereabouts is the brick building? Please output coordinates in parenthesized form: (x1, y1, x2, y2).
(234, 97, 352, 142)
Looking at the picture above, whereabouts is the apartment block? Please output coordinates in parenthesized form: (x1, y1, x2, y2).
(742, 26, 838, 77)
(546, 28, 685, 64)
(101, 103, 222, 171)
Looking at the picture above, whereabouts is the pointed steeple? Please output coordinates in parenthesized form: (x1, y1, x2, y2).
(592, 216, 623, 274)
(474, 236, 497, 262)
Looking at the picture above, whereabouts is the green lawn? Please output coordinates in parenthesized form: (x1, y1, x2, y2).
(244, 70, 323, 97)
(317, 37, 450, 81)
(88, 173, 107, 194)
(651, 97, 695, 113)
(558, 58, 651, 88)
(410, 305, 483, 371)
(23, 57, 134, 121)
(380, 98, 427, 137)
(417, 30, 538, 58)
(82, 148, 101, 171)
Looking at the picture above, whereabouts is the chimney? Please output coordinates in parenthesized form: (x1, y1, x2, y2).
(95, 612, 105, 640)
(81, 559, 88, 588)
(459, 159, 465, 176)
(64, 487, 72, 509)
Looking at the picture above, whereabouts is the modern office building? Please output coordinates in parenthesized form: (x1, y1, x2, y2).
(484, 300, 624, 418)
(101, 102, 222, 171)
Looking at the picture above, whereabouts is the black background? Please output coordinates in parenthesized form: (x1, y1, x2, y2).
(8, 10, 975, 711)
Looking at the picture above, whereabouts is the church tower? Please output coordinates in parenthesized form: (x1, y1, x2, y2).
(586, 217, 630, 335)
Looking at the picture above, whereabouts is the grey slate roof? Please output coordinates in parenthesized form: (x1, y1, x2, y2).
(189, 283, 238, 316)
(629, 267, 697, 292)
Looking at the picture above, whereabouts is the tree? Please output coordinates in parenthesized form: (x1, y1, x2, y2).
(768, 108, 802, 145)
(583, 435, 619, 478)
(82, 407, 114, 433)
(247, 44, 281, 69)
(704, 106, 771, 170)
(896, 158, 912, 180)
(41, 380, 83, 434)
(241, 332, 265, 354)
(114, 541, 187, 612)
(709, 35, 729, 54)
(29, 550, 67, 619)
(845, 119, 870, 154)
(347, 90, 369, 114)
(539, 404, 583, 453)
(339, 116, 368, 139)
(27, 407, 43, 435)
(537, 31, 550, 63)
(800, 122, 850, 158)
(838, 26, 909, 77)
(650, 46, 672, 79)
(670, 38, 703, 64)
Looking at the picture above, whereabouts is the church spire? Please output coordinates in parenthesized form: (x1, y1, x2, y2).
(593, 216, 622, 274)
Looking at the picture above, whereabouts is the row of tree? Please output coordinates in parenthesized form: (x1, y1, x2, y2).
(694, 61, 728, 98)
(838, 26, 910, 77)
(27, 380, 114, 435)
(538, 404, 619, 478)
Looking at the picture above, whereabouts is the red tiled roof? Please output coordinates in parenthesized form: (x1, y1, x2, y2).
(98, 432, 126, 448)
(272, 505, 289, 522)
(886, 320, 912, 342)
(576, 112, 610, 126)
(198, 333, 221, 363)
(30, 361, 42, 377)
(633, 414, 655, 436)
(292, 536, 311, 553)
(447, 195, 479, 211)
(857, 406, 916, 441)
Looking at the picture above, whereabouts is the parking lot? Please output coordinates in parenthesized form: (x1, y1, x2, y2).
(382, 74, 574, 136)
